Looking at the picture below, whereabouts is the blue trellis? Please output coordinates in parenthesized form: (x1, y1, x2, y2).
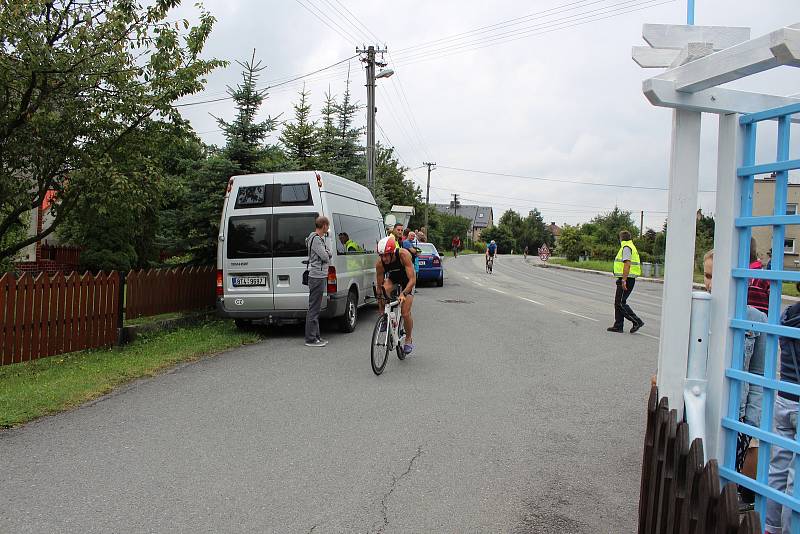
(717, 103, 800, 532)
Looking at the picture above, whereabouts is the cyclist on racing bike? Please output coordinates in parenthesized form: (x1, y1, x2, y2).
(486, 240, 498, 262)
(375, 236, 417, 355)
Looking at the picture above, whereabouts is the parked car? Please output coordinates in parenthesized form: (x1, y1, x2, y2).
(216, 171, 385, 332)
(416, 242, 444, 286)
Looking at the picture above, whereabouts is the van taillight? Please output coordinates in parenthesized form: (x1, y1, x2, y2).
(327, 266, 337, 293)
(216, 269, 223, 296)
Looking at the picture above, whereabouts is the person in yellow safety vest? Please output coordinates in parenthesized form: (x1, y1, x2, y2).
(607, 230, 645, 334)
(338, 232, 363, 254)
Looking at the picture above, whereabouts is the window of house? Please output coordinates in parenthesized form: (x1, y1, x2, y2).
(785, 238, 796, 254)
(787, 203, 798, 215)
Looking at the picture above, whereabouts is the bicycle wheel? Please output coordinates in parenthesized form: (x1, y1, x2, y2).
(396, 316, 406, 360)
(371, 314, 391, 375)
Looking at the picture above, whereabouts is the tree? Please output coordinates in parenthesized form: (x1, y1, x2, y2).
(557, 225, 584, 262)
(280, 87, 317, 170)
(216, 51, 277, 172)
(335, 75, 364, 182)
(316, 89, 339, 173)
(0, 0, 223, 264)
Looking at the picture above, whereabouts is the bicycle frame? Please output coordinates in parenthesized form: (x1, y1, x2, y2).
(378, 288, 402, 351)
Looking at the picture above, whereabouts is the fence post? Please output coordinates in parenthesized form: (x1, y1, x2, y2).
(116, 271, 127, 346)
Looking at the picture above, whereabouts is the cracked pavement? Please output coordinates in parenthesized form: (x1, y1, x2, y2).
(1, 255, 659, 532)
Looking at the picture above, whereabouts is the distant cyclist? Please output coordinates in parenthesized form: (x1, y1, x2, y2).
(376, 236, 417, 355)
(486, 240, 498, 267)
(451, 235, 461, 257)
(524, 245, 529, 259)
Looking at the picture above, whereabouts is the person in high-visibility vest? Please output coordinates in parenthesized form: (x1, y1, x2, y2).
(607, 230, 644, 333)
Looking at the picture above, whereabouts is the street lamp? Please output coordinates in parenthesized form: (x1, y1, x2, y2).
(376, 68, 394, 79)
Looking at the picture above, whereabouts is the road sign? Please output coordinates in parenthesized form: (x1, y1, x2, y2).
(538, 244, 550, 262)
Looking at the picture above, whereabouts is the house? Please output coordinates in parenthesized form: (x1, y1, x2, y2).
(752, 175, 800, 269)
(14, 191, 81, 275)
(548, 222, 562, 245)
(433, 202, 494, 241)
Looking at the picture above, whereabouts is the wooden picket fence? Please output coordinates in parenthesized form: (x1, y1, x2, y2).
(0, 271, 120, 365)
(125, 266, 215, 320)
(639, 386, 761, 533)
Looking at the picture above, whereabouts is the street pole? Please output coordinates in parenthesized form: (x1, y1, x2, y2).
(640, 210, 644, 237)
(357, 45, 389, 193)
(423, 161, 436, 230)
(365, 46, 376, 193)
(452, 193, 459, 217)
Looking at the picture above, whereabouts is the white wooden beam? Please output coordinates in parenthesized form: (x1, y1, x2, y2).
(643, 23, 750, 50)
(657, 109, 702, 415)
(643, 78, 800, 121)
(670, 42, 714, 67)
(632, 46, 680, 68)
(655, 26, 800, 93)
(705, 112, 745, 462)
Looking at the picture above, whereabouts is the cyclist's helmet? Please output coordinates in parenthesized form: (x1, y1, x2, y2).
(377, 236, 397, 255)
(491, 240, 496, 245)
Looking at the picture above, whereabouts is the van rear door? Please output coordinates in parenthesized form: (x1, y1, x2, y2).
(272, 180, 322, 311)
(224, 181, 274, 313)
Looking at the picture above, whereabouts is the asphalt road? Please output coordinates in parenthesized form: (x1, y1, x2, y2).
(1, 254, 661, 533)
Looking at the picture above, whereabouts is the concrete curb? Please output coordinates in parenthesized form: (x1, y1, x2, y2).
(534, 261, 800, 302)
(121, 309, 216, 344)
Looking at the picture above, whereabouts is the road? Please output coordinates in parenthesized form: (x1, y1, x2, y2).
(1, 255, 661, 533)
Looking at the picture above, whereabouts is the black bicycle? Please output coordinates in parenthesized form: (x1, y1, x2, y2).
(486, 255, 494, 274)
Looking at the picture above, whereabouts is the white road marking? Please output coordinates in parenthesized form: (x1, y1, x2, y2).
(560, 310, 599, 322)
(636, 332, 660, 341)
(473, 281, 485, 287)
(463, 276, 470, 280)
(490, 288, 507, 294)
(519, 297, 544, 306)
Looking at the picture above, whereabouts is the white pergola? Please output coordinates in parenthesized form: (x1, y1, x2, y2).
(635, 22, 800, 461)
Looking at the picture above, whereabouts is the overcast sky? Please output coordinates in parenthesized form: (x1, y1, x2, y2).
(174, 0, 799, 231)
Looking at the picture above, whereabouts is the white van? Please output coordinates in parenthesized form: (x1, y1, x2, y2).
(215, 171, 385, 332)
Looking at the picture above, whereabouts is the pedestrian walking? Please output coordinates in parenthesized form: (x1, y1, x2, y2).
(607, 230, 644, 333)
(305, 216, 332, 347)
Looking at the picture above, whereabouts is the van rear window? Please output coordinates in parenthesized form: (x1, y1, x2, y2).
(274, 214, 316, 257)
(235, 185, 268, 208)
(278, 184, 312, 205)
(228, 216, 271, 258)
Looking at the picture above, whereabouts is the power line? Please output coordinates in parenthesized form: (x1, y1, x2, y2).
(437, 165, 716, 192)
(293, 0, 361, 43)
(174, 55, 358, 108)
(390, 0, 676, 68)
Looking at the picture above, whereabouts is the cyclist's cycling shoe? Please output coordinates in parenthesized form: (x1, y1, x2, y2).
(403, 343, 414, 355)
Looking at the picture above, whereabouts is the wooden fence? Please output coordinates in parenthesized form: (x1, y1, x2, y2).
(639, 386, 761, 533)
(125, 266, 215, 320)
(0, 271, 120, 365)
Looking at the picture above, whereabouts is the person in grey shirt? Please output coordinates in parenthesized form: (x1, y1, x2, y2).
(305, 216, 332, 347)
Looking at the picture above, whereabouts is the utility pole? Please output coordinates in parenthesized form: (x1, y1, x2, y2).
(452, 193, 459, 218)
(357, 45, 389, 193)
(640, 210, 644, 237)
(423, 162, 436, 230)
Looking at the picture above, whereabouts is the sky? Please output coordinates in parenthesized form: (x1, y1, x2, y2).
(173, 0, 800, 231)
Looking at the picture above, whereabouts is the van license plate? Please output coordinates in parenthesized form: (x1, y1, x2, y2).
(232, 276, 267, 287)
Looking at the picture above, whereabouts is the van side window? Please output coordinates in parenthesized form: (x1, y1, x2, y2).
(333, 213, 378, 254)
(234, 185, 268, 208)
(228, 216, 272, 258)
(278, 184, 312, 205)
(274, 214, 317, 257)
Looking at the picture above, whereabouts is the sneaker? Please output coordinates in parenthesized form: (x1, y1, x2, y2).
(607, 326, 624, 333)
(630, 321, 645, 334)
(305, 339, 328, 347)
(403, 343, 414, 355)
(317, 337, 328, 344)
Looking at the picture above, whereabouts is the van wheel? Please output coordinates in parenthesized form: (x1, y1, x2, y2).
(234, 319, 253, 330)
(339, 290, 358, 333)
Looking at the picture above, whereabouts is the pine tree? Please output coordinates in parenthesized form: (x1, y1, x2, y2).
(280, 87, 318, 170)
(215, 50, 277, 173)
(316, 88, 340, 173)
(335, 72, 364, 182)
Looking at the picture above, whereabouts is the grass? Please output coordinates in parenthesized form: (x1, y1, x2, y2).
(0, 319, 262, 428)
(124, 311, 185, 326)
